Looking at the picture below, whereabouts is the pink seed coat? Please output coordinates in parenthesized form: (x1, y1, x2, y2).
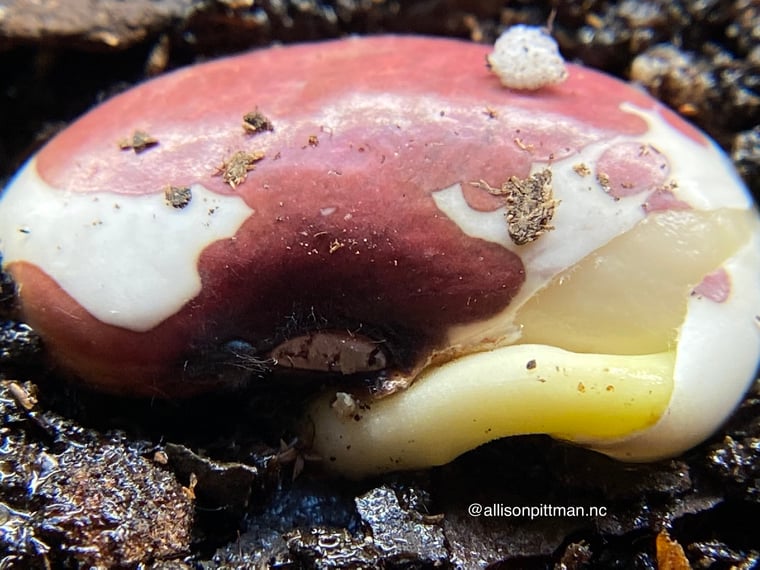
(0, 36, 715, 396)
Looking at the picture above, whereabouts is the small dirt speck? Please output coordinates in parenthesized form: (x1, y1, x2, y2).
(118, 129, 158, 153)
(573, 162, 591, 177)
(217, 150, 265, 189)
(243, 109, 274, 135)
(514, 137, 534, 152)
(6, 380, 36, 410)
(164, 185, 192, 208)
(329, 239, 345, 254)
(473, 168, 557, 245)
(596, 171, 612, 193)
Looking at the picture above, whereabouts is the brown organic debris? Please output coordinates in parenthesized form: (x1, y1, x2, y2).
(118, 129, 158, 153)
(596, 171, 612, 193)
(216, 150, 265, 189)
(182, 472, 198, 500)
(145, 34, 170, 76)
(513, 137, 534, 152)
(6, 380, 37, 410)
(163, 442, 274, 521)
(573, 162, 591, 177)
(276, 437, 321, 481)
(164, 185, 192, 209)
(473, 169, 557, 245)
(656, 529, 691, 570)
(557, 541, 593, 569)
(329, 239, 345, 254)
(243, 109, 274, 134)
(688, 540, 760, 568)
(287, 527, 379, 567)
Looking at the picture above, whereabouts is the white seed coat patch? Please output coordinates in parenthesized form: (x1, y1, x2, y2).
(0, 159, 254, 331)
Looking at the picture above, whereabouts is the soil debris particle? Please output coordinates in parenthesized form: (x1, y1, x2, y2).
(6, 380, 36, 410)
(164, 185, 192, 209)
(557, 541, 593, 569)
(688, 539, 760, 568)
(243, 109, 274, 135)
(286, 527, 378, 568)
(0, 264, 16, 313)
(596, 171, 612, 193)
(487, 25, 568, 90)
(656, 529, 691, 570)
(145, 33, 171, 76)
(573, 162, 592, 177)
(732, 126, 760, 195)
(473, 168, 557, 245)
(118, 129, 158, 153)
(287, 485, 447, 567)
(706, 434, 760, 493)
(514, 137, 534, 152)
(164, 442, 274, 520)
(216, 150, 265, 189)
(328, 238, 345, 254)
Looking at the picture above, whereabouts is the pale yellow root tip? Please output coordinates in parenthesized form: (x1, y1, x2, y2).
(307, 345, 674, 477)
